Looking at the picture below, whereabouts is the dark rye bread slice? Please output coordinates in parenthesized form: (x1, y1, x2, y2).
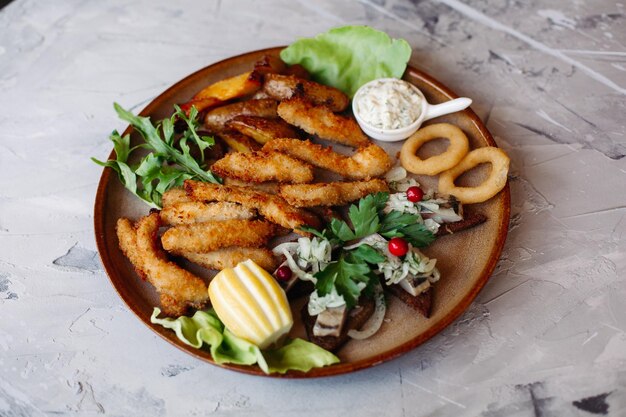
(386, 285, 433, 318)
(435, 212, 487, 237)
(302, 297, 376, 352)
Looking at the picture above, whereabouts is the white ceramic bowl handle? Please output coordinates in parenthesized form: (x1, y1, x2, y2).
(423, 97, 472, 122)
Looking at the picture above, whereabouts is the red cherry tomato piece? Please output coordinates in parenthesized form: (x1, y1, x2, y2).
(388, 237, 409, 257)
(275, 265, 293, 281)
(406, 186, 424, 203)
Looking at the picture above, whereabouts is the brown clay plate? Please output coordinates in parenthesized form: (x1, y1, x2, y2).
(94, 47, 510, 378)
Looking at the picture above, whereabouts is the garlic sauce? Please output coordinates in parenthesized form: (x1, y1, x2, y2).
(354, 79, 423, 130)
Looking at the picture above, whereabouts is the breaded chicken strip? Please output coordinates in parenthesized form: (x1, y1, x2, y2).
(279, 179, 389, 207)
(161, 188, 192, 207)
(204, 99, 278, 132)
(116, 214, 209, 316)
(160, 201, 255, 226)
(277, 97, 369, 148)
(179, 247, 278, 271)
(184, 180, 322, 233)
(212, 151, 314, 184)
(227, 115, 301, 144)
(263, 74, 349, 112)
(263, 139, 392, 180)
(161, 219, 276, 253)
(223, 178, 279, 194)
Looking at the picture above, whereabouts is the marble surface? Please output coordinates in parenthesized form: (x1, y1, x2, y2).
(1, 0, 625, 415)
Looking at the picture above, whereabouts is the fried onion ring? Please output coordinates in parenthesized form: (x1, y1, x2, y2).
(438, 147, 510, 204)
(400, 123, 469, 175)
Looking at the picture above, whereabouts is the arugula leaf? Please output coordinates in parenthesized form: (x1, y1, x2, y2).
(315, 255, 373, 308)
(92, 103, 221, 209)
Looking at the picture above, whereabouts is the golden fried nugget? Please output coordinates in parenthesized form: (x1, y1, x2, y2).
(184, 180, 322, 233)
(161, 188, 192, 208)
(161, 219, 276, 253)
(263, 139, 392, 180)
(212, 151, 314, 184)
(277, 97, 369, 148)
(263, 74, 349, 112)
(279, 179, 389, 207)
(120, 213, 209, 316)
(204, 99, 278, 132)
(160, 201, 255, 226)
(180, 247, 278, 271)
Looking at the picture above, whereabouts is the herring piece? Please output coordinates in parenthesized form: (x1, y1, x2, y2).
(313, 305, 348, 338)
(399, 276, 431, 297)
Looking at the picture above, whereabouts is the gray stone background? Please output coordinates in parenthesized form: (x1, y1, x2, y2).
(0, 0, 624, 415)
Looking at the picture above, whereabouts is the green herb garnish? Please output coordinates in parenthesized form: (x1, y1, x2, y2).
(302, 192, 435, 307)
(92, 103, 221, 209)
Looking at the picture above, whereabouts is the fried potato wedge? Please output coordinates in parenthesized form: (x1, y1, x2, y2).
(227, 116, 300, 144)
(180, 71, 263, 115)
(117, 214, 209, 316)
(279, 179, 389, 207)
(162, 219, 276, 253)
(161, 188, 193, 207)
(263, 139, 392, 180)
(263, 74, 349, 112)
(212, 151, 314, 184)
(204, 99, 278, 132)
(184, 180, 322, 232)
(179, 247, 278, 271)
(253, 54, 287, 76)
(277, 97, 369, 148)
(160, 201, 255, 226)
(216, 129, 262, 153)
(284, 64, 310, 80)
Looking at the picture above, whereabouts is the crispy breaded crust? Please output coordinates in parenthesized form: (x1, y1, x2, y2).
(212, 151, 314, 184)
(161, 219, 276, 253)
(134, 213, 209, 315)
(184, 180, 322, 233)
(227, 115, 300, 144)
(263, 74, 349, 112)
(223, 178, 279, 194)
(179, 247, 278, 271)
(204, 99, 278, 132)
(263, 139, 392, 179)
(161, 188, 192, 208)
(277, 97, 369, 148)
(279, 179, 389, 207)
(160, 201, 255, 226)
(116, 218, 147, 280)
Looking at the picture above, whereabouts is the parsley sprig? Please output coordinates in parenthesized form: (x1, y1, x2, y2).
(301, 192, 435, 308)
(92, 103, 221, 209)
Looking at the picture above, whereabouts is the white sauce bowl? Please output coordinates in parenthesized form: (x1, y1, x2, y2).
(352, 78, 473, 142)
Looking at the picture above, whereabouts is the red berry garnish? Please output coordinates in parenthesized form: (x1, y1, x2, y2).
(406, 186, 424, 203)
(275, 265, 293, 281)
(388, 237, 409, 257)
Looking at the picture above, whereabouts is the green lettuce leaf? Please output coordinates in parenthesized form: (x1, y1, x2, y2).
(151, 308, 339, 374)
(280, 26, 412, 96)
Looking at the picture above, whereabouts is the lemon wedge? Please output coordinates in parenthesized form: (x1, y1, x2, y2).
(208, 259, 293, 349)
